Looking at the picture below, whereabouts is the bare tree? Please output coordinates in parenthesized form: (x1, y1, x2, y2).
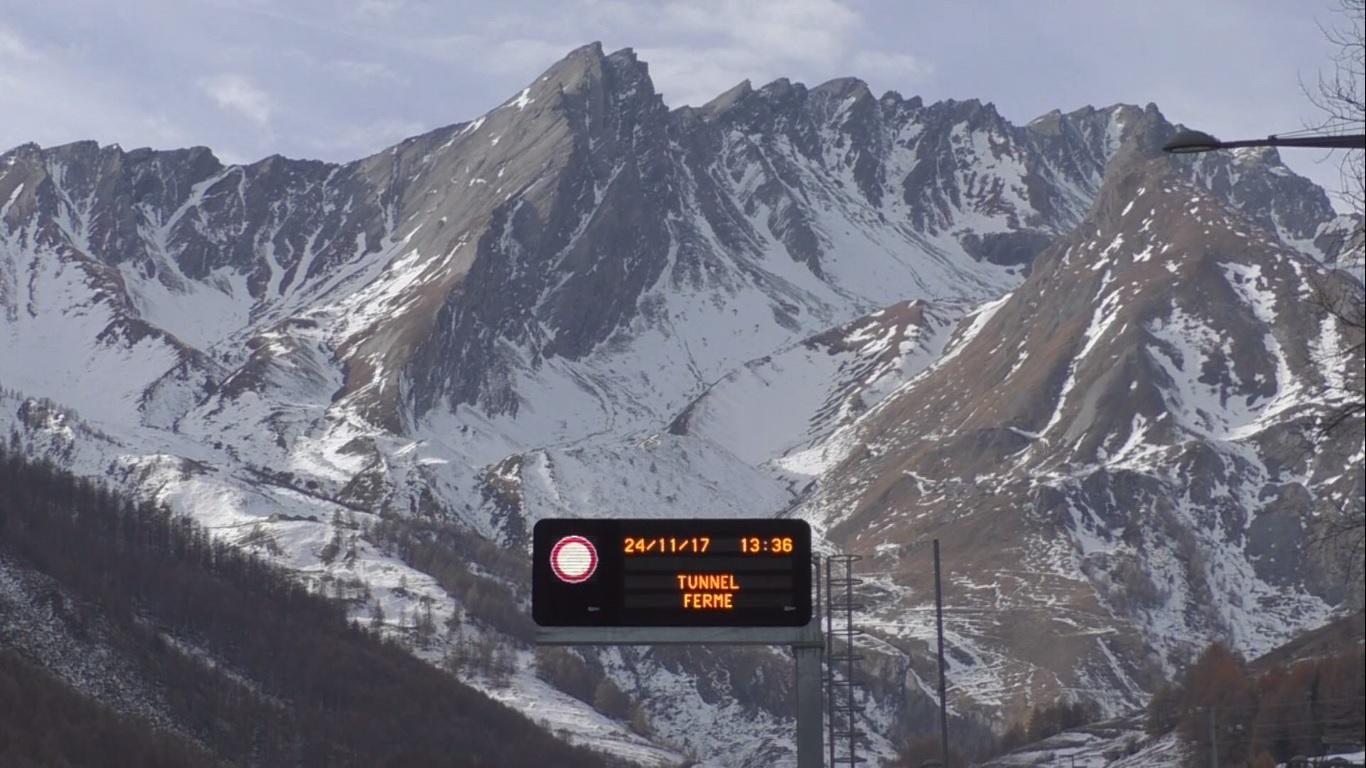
(1307, 0, 1365, 595)
(1307, 0, 1364, 390)
(1307, 0, 1365, 237)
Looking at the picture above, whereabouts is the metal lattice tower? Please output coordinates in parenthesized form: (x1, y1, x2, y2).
(824, 554, 864, 767)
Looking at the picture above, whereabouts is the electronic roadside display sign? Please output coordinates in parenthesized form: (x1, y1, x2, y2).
(533, 518, 812, 627)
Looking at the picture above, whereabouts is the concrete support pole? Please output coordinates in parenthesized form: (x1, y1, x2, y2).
(1208, 707, 1218, 768)
(795, 641, 824, 768)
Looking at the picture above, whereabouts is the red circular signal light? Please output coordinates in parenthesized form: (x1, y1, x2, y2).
(550, 535, 598, 584)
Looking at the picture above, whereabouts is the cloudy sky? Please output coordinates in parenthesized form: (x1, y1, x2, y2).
(0, 0, 1356, 206)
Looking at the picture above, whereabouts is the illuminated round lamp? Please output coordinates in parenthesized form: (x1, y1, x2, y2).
(550, 535, 598, 584)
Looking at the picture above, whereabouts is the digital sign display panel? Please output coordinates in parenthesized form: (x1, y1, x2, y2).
(533, 518, 812, 627)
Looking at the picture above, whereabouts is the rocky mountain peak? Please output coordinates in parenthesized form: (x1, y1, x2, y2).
(809, 76, 874, 103)
(1185, 144, 1338, 247)
(3, 48, 1344, 434)
(531, 40, 607, 94)
(527, 42, 659, 112)
(689, 79, 753, 120)
(878, 89, 924, 115)
(1096, 104, 1176, 181)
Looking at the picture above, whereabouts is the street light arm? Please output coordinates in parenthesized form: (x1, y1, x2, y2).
(1164, 129, 1365, 154)
(1260, 135, 1365, 150)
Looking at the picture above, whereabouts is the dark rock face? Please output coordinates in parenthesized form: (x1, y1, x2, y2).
(405, 46, 678, 417)
(1, 140, 385, 298)
(959, 230, 1055, 267)
(1188, 146, 1338, 242)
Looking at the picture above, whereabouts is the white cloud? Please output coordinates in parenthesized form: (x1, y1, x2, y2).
(482, 37, 586, 75)
(302, 118, 428, 155)
(281, 48, 404, 86)
(401, 33, 578, 77)
(352, 0, 404, 22)
(660, 0, 858, 65)
(614, 0, 930, 106)
(0, 20, 191, 154)
(638, 45, 774, 107)
(332, 59, 401, 85)
(0, 24, 35, 60)
(851, 50, 933, 83)
(200, 74, 273, 126)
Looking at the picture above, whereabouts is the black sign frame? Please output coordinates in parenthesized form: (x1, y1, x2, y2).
(532, 518, 812, 627)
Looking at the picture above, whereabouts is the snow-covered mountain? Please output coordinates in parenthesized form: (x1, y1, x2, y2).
(802, 153, 1363, 724)
(2, 42, 1361, 766)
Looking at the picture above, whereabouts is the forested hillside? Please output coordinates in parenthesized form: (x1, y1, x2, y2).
(0, 649, 219, 768)
(0, 444, 624, 767)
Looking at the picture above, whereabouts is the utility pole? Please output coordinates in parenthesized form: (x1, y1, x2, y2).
(1207, 706, 1217, 768)
(795, 557, 823, 768)
(934, 539, 949, 768)
(825, 557, 836, 768)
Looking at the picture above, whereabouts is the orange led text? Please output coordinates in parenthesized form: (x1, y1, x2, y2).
(678, 572, 739, 610)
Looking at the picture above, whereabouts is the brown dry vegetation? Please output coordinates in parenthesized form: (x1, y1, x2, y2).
(1147, 639, 1365, 767)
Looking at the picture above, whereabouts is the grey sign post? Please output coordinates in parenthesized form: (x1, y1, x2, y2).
(533, 519, 825, 767)
(535, 619, 826, 768)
